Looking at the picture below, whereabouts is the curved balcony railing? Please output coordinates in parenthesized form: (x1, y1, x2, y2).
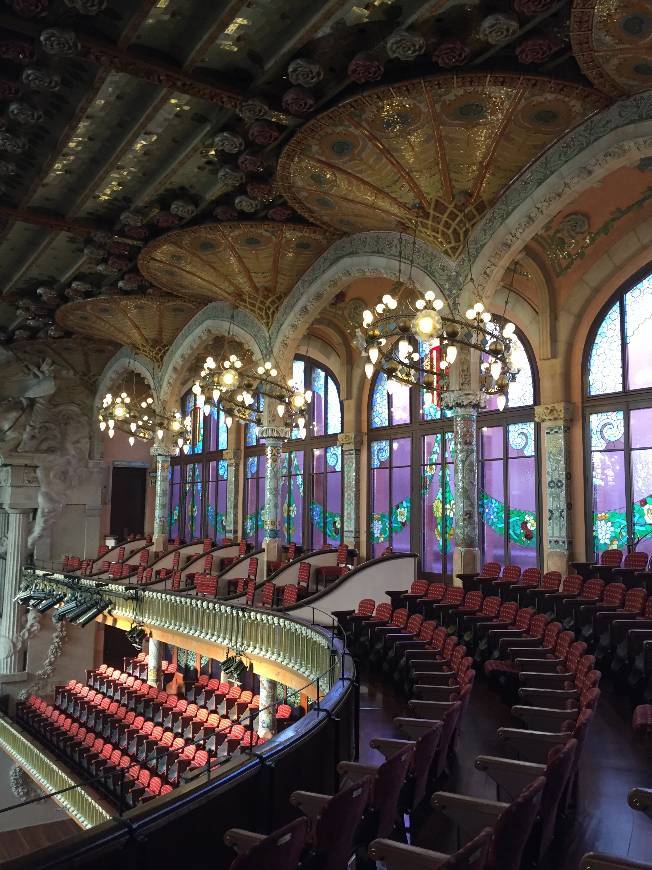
(22, 568, 334, 691)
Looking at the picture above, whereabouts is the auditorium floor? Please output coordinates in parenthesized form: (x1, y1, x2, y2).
(358, 668, 652, 869)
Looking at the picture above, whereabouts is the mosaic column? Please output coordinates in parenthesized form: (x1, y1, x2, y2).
(150, 440, 172, 552)
(147, 636, 162, 687)
(443, 390, 483, 582)
(1, 510, 31, 673)
(222, 448, 241, 541)
(535, 402, 573, 575)
(258, 425, 287, 568)
(337, 433, 363, 552)
(258, 676, 276, 738)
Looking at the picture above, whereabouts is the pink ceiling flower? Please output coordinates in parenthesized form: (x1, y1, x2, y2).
(213, 205, 239, 221)
(267, 206, 293, 221)
(281, 86, 316, 117)
(238, 152, 265, 173)
(515, 35, 558, 64)
(123, 225, 149, 240)
(347, 52, 384, 84)
(247, 121, 281, 145)
(514, 0, 556, 15)
(432, 40, 471, 68)
(10, 0, 48, 17)
(247, 180, 274, 201)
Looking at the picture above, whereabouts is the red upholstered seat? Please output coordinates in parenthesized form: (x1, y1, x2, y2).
(225, 817, 309, 870)
(281, 584, 299, 606)
(600, 548, 623, 567)
(316, 543, 350, 586)
(633, 705, 652, 734)
(260, 582, 276, 608)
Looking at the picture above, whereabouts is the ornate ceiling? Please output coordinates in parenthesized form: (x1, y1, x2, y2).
(138, 222, 338, 328)
(278, 74, 607, 256)
(0, 0, 647, 351)
(55, 293, 199, 363)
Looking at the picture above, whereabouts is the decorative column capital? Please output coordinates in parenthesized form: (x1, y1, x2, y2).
(149, 435, 175, 457)
(441, 390, 484, 412)
(258, 426, 288, 442)
(337, 432, 363, 451)
(222, 448, 242, 462)
(534, 402, 573, 424)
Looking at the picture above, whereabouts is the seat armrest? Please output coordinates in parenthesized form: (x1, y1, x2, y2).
(518, 687, 579, 707)
(223, 829, 266, 854)
(518, 671, 570, 688)
(497, 727, 571, 763)
(289, 790, 331, 822)
(514, 658, 563, 673)
(368, 737, 415, 760)
(394, 717, 443, 741)
(368, 839, 453, 870)
(337, 760, 378, 784)
(474, 755, 546, 798)
(511, 705, 578, 730)
(431, 791, 508, 839)
(412, 684, 459, 701)
(407, 699, 453, 718)
(332, 609, 354, 618)
(411, 671, 455, 686)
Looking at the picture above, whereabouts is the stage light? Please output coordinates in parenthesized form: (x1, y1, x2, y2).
(73, 600, 110, 626)
(52, 596, 82, 622)
(35, 593, 66, 613)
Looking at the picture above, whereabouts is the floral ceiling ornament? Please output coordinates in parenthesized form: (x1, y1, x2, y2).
(515, 34, 559, 63)
(0, 41, 35, 63)
(281, 86, 315, 116)
(124, 225, 148, 240)
(213, 131, 245, 153)
(119, 209, 144, 227)
(268, 205, 293, 221)
(0, 132, 28, 154)
(432, 40, 471, 67)
(236, 98, 268, 124)
(118, 272, 142, 291)
(514, 0, 556, 14)
(217, 165, 245, 190)
(0, 81, 21, 99)
(170, 199, 197, 219)
(348, 52, 384, 83)
(153, 211, 180, 229)
(386, 28, 426, 60)
(36, 286, 59, 306)
(287, 57, 323, 87)
(246, 180, 273, 201)
(234, 194, 260, 212)
(7, 101, 43, 125)
(91, 230, 112, 246)
(22, 67, 61, 91)
(10, 0, 49, 17)
(213, 204, 238, 221)
(83, 243, 104, 259)
(40, 28, 80, 57)
(248, 120, 281, 145)
(238, 151, 265, 173)
(479, 13, 520, 45)
(64, 0, 107, 13)
(47, 325, 64, 338)
(0, 160, 17, 176)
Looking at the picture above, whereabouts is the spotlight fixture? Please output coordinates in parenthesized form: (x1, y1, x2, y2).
(35, 593, 66, 613)
(15, 589, 48, 606)
(73, 600, 110, 626)
(52, 596, 82, 623)
(126, 624, 146, 650)
(221, 654, 247, 682)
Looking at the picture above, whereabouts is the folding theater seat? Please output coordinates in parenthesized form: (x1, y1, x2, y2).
(369, 827, 493, 870)
(477, 563, 521, 593)
(510, 684, 601, 733)
(275, 703, 292, 732)
(267, 541, 297, 575)
(187, 554, 214, 588)
(525, 573, 581, 614)
(349, 601, 394, 656)
(316, 543, 350, 587)
(380, 614, 424, 671)
(492, 567, 540, 599)
(492, 613, 549, 661)
(517, 660, 600, 710)
(596, 548, 624, 575)
(592, 589, 650, 662)
(390, 620, 438, 679)
(458, 560, 501, 592)
(296, 561, 312, 596)
(124, 767, 152, 807)
(479, 607, 534, 663)
(226, 557, 259, 595)
(164, 744, 198, 783)
(398, 625, 449, 680)
(332, 597, 375, 636)
(484, 621, 563, 691)
(258, 581, 276, 609)
(386, 579, 429, 612)
(556, 578, 612, 628)
(224, 817, 309, 870)
(223, 685, 242, 717)
(290, 777, 372, 870)
(457, 596, 501, 643)
(195, 678, 229, 712)
(632, 704, 652, 735)
(411, 647, 474, 695)
(474, 738, 578, 863)
(155, 550, 181, 583)
(281, 584, 299, 607)
(445, 590, 485, 633)
(610, 550, 650, 587)
(369, 609, 410, 663)
(404, 635, 460, 690)
(120, 714, 145, 751)
(337, 743, 414, 858)
(220, 539, 248, 572)
(419, 586, 464, 620)
(401, 580, 443, 614)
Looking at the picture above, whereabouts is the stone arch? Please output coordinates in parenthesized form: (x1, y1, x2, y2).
(158, 302, 270, 408)
(94, 347, 157, 412)
(270, 231, 459, 367)
(469, 93, 652, 295)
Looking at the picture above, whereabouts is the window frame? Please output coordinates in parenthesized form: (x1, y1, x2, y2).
(582, 262, 652, 559)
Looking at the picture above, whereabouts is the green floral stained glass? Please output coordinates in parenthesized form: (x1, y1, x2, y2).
(309, 502, 341, 539)
(244, 508, 265, 537)
(479, 490, 537, 547)
(370, 498, 411, 543)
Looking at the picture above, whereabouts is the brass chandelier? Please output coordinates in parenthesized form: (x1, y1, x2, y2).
(97, 372, 188, 448)
(359, 285, 518, 412)
(192, 349, 313, 438)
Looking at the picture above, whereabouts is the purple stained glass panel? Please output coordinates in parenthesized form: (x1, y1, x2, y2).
(327, 375, 341, 435)
(422, 434, 443, 574)
(280, 451, 303, 546)
(625, 275, 652, 391)
(630, 408, 652, 449)
(311, 366, 325, 436)
(390, 380, 411, 425)
(508, 455, 537, 568)
(591, 450, 627, 556)
(481, 456, 504, 564)
(631, 448, 652, 559)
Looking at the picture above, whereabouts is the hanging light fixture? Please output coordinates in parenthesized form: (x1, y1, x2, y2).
(97, 367, 187, 448)
(358, 224, 519, 409)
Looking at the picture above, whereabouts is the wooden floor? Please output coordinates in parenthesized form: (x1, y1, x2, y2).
(358, 667, 652, 869)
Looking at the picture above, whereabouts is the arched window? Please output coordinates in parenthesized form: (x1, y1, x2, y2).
(367, 322, 539, 577)
(368, 369, 455, 574)
(242, 356, 343, 550)
(584, 268, 652, 560)
(478, 325, 539, 569)
(168, 390, 230, 543)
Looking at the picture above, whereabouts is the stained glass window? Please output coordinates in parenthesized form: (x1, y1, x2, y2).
(370, 372, 411, 428)
(279, 450, 304, 546)
(244, 454, 266, 547)
(205, 459, 228, 542)
(483, 325, 534, 411)
(311, 445, 342, 547)
(168, 464, 182, 540)
(585, 272, 652, 558)
(370, 436, 411, 557)
(421, 433, 454, 574)
(479, 423, 537, 566)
